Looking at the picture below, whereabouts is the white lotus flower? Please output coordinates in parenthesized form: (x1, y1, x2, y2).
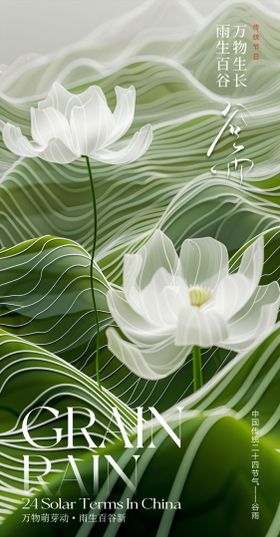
(106, 230, 280, 380)
(1, 82, 153, 164)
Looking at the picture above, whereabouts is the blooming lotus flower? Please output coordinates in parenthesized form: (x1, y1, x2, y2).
(1, 81, 153, 389)
(2, 82, 153, 164)
(106, 231, 280, 380)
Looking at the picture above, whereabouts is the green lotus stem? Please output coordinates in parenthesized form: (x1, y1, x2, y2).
(192, 346, 203, 392)
(85, 156, 101, 388)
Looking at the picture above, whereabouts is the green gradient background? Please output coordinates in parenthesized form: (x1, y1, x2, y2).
(0, 1, 279, 536)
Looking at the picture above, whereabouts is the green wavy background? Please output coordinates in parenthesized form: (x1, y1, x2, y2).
(0, 1, 279, 536)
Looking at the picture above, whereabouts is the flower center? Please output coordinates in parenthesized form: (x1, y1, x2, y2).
(188, 286, 211, 307)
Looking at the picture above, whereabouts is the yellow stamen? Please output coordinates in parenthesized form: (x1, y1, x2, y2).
(189, 286, 211, 307)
